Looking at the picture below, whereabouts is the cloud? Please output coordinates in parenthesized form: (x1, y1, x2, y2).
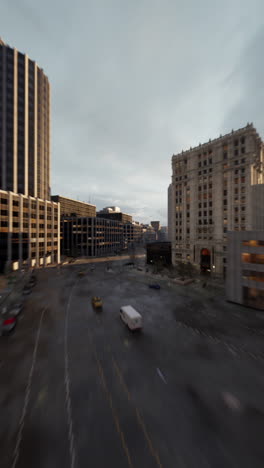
(2, 0, 264, 224)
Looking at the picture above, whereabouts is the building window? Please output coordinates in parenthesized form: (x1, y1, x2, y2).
(242, 253, 264, 264)
(242, 240, 264, 247)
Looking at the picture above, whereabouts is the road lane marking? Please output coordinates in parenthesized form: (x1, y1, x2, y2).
(157, 368, 167, 385)
(12, 308, 45, 468)
(112, 358, 163, 468)
(88, 333, 134, 468)
(64, 284, 77, 468)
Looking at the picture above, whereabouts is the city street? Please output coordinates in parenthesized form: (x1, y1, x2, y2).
(1, 260, 264, 467)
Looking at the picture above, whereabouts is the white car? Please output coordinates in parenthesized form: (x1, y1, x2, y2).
(120, 305, 142, 331)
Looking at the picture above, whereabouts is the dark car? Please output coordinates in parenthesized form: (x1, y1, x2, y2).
(149, 284, 161, 290)
(23, 286, 32, 295)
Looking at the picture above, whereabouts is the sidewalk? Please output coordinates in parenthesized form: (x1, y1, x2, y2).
(0, 270, 32, 312)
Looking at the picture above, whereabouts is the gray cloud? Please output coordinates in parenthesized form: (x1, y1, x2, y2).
(2, 0, 264, 224)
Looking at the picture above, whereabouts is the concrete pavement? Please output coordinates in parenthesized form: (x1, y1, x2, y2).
(1, 262, 264, 467)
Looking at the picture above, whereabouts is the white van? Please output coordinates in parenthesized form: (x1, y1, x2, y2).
(120, 305, 142, 331)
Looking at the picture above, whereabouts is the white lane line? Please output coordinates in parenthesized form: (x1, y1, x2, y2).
(64, 284, 77, 468)
(12, 308, 45, 468)
(156, 368, 167, 385)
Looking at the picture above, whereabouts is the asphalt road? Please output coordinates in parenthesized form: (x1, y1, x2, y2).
(1, 260, 264, 467)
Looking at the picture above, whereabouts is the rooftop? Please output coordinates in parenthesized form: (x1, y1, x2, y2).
(51, 194, 96, 208)
(172, 123, 259, 160)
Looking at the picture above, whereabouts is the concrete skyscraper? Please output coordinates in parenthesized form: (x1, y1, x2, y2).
(0, 38, 50, 200)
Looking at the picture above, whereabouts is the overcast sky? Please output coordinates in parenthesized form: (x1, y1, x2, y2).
(1, 0, 264, 224)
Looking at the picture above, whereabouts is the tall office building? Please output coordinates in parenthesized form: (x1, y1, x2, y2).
(170, 124, 264, 276)
(0, 38, 50, 200)
(0, 39, 59, 271)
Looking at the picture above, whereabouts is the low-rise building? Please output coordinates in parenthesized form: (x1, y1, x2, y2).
(158, 226, 168, 242)
(97, 211, 133, 224)
(123, 222, 143, 248)
(61, 216, 123, 257)
(226, 231, 264, 310)
(146, 242, 172, 266)
(142, 224, 157, 243)
(51, 195, 96, 217)
(0, 190, 60, 271)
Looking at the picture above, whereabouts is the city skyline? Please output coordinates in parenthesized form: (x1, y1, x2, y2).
(1, 0, 264, 224)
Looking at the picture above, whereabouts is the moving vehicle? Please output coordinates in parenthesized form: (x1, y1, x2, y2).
(149, 283, 161, 290)
(0, 310, 17, 335)
(9, 303, 23, 317)
(120, 305, 142, 331)
(91, 296, 103, 309)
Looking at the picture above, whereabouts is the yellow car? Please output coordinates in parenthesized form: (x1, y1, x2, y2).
(91, 296, 103, 309)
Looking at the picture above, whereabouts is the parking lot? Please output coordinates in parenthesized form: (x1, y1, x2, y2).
(1, 259, 264, 467)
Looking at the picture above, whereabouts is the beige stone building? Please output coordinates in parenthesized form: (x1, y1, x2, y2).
(170, 123, 264, 276)
(51, 195, 96, 218)
(226, 231, 264, 310)
(168, 184, 173, 242)
(0, 189, 60, 270)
